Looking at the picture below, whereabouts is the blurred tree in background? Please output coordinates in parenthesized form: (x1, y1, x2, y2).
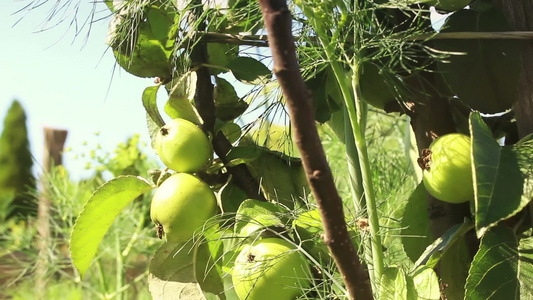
(0, 100, 36, 219)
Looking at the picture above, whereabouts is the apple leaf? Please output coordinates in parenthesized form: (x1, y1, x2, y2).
(413, 219, 473, 270)
(143, 84, 165, 128)
(214, 77, 248, 121)
(464, 226, 530, 300)
(145, 5, 175, 43)
(439, 236, 471, 300)
(407, 266, 440, 300)
(400, 182, 433, 263)
(149, 241, 202, 299)
(235, 199, 288, 237)
(225, 146, 263, 167)
(194, 230, 227, 300)
(518, 236, 533, 298)
(227, 57, 271, 85)
(207, 43, 237, 75)
(164, 72, 203, 125)
(113, 35, 172, 79)
(304, 68, 332, 123)
(244, 150, 308, 208)
(470, 113, 533, 237)
(379, 267, 408, 300)
(70, 176, 153, 278)
(217, 178, 248, 215)
(434, 9, 520, 113)
(218, 122, 242, 144)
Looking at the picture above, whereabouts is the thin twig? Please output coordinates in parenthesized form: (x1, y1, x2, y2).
(200, 31, 533, 47)
(188, 2, 266, 202)
(257, 0, 373, 299)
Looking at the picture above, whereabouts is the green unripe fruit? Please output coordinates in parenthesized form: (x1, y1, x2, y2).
(155, 118, 211, 173)
(422, 133, 474, 203)
(150, 173, 216, 243)
(232, 238, 311, 300)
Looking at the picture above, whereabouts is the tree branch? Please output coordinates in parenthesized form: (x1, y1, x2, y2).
(257, 0, 373, 299)
(188, 4, 266, 202)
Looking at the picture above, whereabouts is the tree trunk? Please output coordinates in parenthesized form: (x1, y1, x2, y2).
(494, 1, 533, 139)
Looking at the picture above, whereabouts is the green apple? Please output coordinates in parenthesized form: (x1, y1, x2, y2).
(422, 133, 473, 203)
(150, 173, 216, 242)
(232, 238, 311, 300)
(155, 118, 211, 173)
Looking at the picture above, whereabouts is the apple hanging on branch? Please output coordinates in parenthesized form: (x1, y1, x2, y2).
(232, 237, 312, 300)
(155, 118, 212, 173)
(420, 133, 474, 204)
(150, 172, 217, 243)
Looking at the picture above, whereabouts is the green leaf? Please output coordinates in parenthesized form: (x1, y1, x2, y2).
(149, 241, 202, 299)
(219, 122, 242, 144)
(143, 84, 165, 128)
(194, 231, 226, 299)
(379, 267, 407, 300)
(217, 178, 248, 215)
(304, 68, 332, 123)
(227, 57, 271, 85)
(244, 149, 308, 208)
(245, 121, 300, 158)
(225, 146, 263, 167)
(465, 226, 521, 300)
(434, 9, 521, 113)
(401, 182, 433, 263)
(518, 236, 533, 298)
(470, 113, 533, 237)
(207, 43, 238, 75)
(146, 5, 175, 42)
(164, 72, 203, 125)
(407, 266, 440, 300)
(113, 34, 172, 79)
(413, 219, 473, 270)
(439, 237, 470, 300)
(214, 77, 248, 121)
(235, 199, 287, 237)
(70, 176, 153, 278)
(143, 84, 165, 149)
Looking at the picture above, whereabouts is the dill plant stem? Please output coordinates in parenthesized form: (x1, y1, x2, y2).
(328, 57, 384, 290)
(300, 1, 385, 292)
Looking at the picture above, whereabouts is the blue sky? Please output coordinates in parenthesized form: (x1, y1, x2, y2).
(0, 0, 163, 179)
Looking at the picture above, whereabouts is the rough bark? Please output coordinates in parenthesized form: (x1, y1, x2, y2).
(257, 0, 373, 299)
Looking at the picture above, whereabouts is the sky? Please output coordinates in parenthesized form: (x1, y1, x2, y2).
(0, 0, 165, 179)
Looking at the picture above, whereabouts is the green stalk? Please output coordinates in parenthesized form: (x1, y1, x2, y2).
(348, 64, 385, 285)
(330, 57, 384, 288)
(301, 2, 385, 290)
(122, 201, 148, 258)
(96, 260, 108, 297)
(115, 233, 124, 300)
(343, 105, 376, 289)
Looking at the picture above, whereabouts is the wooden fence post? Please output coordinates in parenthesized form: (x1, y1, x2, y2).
(35, 127, 68, 298)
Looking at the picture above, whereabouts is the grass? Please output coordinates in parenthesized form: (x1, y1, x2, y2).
(1, 135, 160, 300)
